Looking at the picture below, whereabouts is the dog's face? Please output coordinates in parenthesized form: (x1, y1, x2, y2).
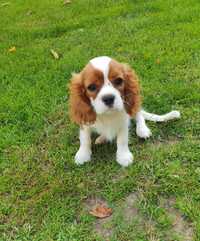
(69, 56, 140, 125)
(84, 57, 125, 115)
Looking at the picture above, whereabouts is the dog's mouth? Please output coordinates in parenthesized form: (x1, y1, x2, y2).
(101, 106, 123, 115)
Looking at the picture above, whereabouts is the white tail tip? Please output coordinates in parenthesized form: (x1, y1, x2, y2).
(169, 111, 181, 119)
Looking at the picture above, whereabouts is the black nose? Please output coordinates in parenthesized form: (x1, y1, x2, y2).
(102, 94, 115, 107)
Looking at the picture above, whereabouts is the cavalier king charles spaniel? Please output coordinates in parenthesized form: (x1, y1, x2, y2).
(69, 56, 180, 167)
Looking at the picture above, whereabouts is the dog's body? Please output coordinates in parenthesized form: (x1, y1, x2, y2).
(69, 56, 180, 166)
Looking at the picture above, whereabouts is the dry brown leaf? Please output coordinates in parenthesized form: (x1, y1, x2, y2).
(156, 58, 160, 64)
(26, 10, 33, 16)
(1, 2, 10, 7)
(63, 0, 71, 5)
(50, 49, 59, 59)
(89, 204, 112, 218)
(8, 46, 16, 52)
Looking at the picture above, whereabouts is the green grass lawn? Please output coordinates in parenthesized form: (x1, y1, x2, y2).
(1, 0, 200, 240)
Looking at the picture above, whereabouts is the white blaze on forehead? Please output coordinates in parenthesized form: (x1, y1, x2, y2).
(90, 56, 111, 82)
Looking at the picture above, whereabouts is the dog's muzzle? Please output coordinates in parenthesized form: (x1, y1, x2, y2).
(102, 94, 115, 107)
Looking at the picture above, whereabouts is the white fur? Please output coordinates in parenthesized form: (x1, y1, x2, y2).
(74, 56, 181, 167)
(75, 108, 181, 166)
(135, 110, 180, 139)
(135, 111, 152, 139)
(91, 85, 124, 114)
(75, 111, 133, 167)
(75, 127, 91, 165)
(93, 111, 130, 141)
(90, 56, 111, 82)
(116, 118, 133, 166)
(141, 110, 181, 122)
(77, 56, 132, 167)
(90, 56, 124, 114)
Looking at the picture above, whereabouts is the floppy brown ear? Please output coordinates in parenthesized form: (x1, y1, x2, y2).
(123, 64, 141, 116)
(69, 73, 96, 125)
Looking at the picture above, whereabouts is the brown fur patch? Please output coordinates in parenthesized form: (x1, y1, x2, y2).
(82, 63, 104, 100)
(69, 64, 104, 125)
(109, 60, 141, 116)
(69, 59, 141, 125)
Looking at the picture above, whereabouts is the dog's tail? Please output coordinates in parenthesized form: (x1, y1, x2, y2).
(140, 110, 181, 122)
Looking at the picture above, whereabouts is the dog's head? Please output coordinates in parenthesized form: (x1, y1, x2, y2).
(69, 56, 141, 125)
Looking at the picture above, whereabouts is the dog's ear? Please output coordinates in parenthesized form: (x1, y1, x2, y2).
(123, 64, 141, 116)
(69, 73, 96, 125)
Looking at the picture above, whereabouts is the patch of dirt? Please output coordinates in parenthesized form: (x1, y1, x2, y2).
(84, 196, 108, 210)
(94, 217, 113, 239)
(84, 196, 113, 239)
(119, 192, 159, 240)
(151, 137, 180, 149)
(84, 192, 156, 240)
(122, 192, 140, 222)
(85, 194, 194, 240)
(160, 197, 194, 241)
(124, 193, 160, 240)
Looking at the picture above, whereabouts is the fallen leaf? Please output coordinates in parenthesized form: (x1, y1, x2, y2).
(8, 46, 16, 52)
(156, 58, 160, 64)
(26, 10, 33, 16)
(50, 49, 59, 59)
(1, 2, 10, 7)
(89, 204, 112, 218)
(63, 0, 71, 5)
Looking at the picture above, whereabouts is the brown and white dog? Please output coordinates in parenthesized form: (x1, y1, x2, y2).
(69, 56, 180, 167)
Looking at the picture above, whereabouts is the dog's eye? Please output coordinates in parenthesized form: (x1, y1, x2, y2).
(87, 83, 97, 92)
(113, 78, 123, 86)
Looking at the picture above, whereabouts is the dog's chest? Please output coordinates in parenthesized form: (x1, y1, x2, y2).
(92, 112, 130, 141)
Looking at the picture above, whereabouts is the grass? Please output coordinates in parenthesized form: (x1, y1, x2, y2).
(0, 0, 200, 240)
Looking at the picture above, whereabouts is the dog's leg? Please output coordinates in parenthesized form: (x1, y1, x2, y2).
(75, 126, 92, 165)
(116, 123, 133, 167)
(141, 110, 180, 122)
(135, 111, 152, 139)
(95, 135, 107, 145)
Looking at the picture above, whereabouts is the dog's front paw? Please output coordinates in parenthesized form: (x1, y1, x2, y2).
(136, 125, 152, 139)
(116, 150, 133, 167)
(75, 148, 91, 165)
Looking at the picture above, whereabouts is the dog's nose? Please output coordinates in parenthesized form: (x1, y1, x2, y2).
(102, 94, 115, 107)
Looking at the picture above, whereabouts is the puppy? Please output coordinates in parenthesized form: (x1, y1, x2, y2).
(69, 56, 180, 167)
